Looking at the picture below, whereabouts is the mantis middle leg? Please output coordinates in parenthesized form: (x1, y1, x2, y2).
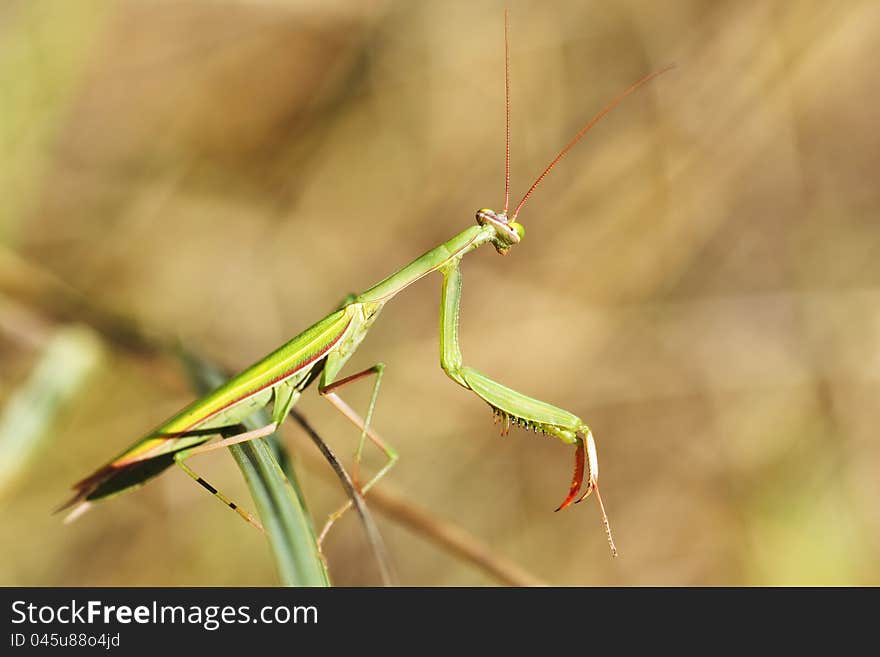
(316, 363, 399, 545)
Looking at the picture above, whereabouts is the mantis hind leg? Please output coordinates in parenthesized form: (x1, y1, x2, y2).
(318, 363, 399, 545)
(173, 454, 264, 533)
(171, 423, 279, 533)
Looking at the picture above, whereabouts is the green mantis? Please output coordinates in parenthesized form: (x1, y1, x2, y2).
(60, 13, 672, 558)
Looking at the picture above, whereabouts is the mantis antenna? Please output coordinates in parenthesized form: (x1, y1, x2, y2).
(501, 21, 675, 221)
(503, 9, 512, 215)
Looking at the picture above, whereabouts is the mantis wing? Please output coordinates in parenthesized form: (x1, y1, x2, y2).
(59, 308, 354, 509)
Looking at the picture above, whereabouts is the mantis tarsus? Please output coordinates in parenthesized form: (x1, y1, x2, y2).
(60, 13, 672, 558)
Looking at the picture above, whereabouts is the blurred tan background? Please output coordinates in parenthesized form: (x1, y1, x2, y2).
(1, 0, 878, 586)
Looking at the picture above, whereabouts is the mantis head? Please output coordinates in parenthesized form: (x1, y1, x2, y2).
(476, 208, 525, 255)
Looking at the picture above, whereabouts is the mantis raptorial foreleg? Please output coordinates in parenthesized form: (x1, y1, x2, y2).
(438, 257, 617, 554)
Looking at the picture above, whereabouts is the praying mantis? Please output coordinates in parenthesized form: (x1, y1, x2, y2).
(60, 12, 672, 558)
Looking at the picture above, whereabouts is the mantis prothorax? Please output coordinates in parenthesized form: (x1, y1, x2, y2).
(60, 12, 672, 557)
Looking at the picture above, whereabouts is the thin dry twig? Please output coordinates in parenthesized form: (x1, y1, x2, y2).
(300, 448, 545, 586)
(289, 409, 397, 586)
(366, 485, 545, 586)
